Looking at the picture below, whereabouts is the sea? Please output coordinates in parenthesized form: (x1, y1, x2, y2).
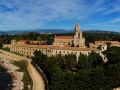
(0, 66, 13, 90)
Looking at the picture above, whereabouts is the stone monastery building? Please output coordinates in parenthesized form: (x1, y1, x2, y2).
(4, 23, 111, 62)
(53, 23, 85, 47)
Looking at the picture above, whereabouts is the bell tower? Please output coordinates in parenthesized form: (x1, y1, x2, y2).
(74, 23, 81, 46)
(73, 23, 85, 47)
(74, 23, 80, 37)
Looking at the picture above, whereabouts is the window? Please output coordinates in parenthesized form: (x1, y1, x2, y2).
(103, 47, 104, 50)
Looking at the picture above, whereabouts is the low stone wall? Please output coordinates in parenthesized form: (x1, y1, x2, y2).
(31, 61, 49, 90)
(0, 50, 30, 61)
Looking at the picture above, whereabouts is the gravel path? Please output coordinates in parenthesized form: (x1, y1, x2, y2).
(0, 50, 45, 90)
(28, 62, 45, 90)
(0, 53, 24, 90)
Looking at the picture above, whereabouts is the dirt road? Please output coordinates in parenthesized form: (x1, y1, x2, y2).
(0, 50, 45, 90)
(28, 62, 45, 90)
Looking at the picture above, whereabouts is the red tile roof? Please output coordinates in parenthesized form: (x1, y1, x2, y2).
(111, 42, 120, 44)
(50, 46, 99, 51)
(55, 36, 74, 39)
(95, 41, 118, 43)
(19, 40, 35, 42)
(19, 40, 27, 42)
(15, 44, 99, 51)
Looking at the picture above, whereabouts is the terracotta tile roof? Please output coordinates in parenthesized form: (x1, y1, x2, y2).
(54, 41, 72, 43)
(95, 41, 118, 43)
(19, 40, 27, 42)
(19, 40, 36, 42)
(55, 36, 74, 39)
(16, 44, 49, 49)
(55, 36, 84, 39)
(111, 42, 120, 44)
(14, 44, 99, 51)
(50, 46, 99, 51)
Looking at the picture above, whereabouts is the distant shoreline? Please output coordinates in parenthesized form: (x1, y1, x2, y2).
(0, 53, 24, 90)
(0, 66, 13, 89)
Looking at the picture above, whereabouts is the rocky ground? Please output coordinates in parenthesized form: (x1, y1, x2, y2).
(0, 53, 24, 90)
(0, 50, 45, 90)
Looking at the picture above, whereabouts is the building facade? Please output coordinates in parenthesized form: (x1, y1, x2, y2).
(8, 23, 108, 62)
(53, 23, 85, 47)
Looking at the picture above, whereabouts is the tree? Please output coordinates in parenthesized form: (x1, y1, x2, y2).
(103, 46, 120, 65)
(55, 54, 64, 68)
(37, 36, 41, 45)
(64, 54, 77, 71)
(50, 66, 65, 90)
(90, 67, 107, 90)
(76, 53, 90, 70)
(32, 50, 47, 69)
(88, 51, 104, 68)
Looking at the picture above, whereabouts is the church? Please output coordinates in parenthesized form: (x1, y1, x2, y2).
(3, 23, 109, 62)
(53, 23, 85, 47)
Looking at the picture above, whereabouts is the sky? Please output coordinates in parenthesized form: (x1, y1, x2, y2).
(0, 0, 120, 32)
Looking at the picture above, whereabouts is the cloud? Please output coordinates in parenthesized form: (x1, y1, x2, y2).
(0, 0, 120, 30)
(89, 23, 101, 26)
(108, 18, 120, 24)
(103, 0, 120, 14)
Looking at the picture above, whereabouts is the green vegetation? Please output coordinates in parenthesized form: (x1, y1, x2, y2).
(11, 60, 33, 90)
(1, 31, 120, 89)
(11, 51, 24, 56)
(83, 32, 120, 46)
(32, 47, 120, 90)
(1, 47, 24, 56)
(0, 32, 55, 46)
(1, 32, 120, 47)
(1, 47, 10, 51)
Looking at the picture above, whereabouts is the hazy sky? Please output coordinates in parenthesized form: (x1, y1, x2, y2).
(0, 0, 120, 31)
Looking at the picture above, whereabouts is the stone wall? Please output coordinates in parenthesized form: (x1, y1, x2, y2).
(0, 50, 30, 61)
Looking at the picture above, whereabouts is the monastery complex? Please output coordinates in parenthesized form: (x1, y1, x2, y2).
(3, 23, 120, 62)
